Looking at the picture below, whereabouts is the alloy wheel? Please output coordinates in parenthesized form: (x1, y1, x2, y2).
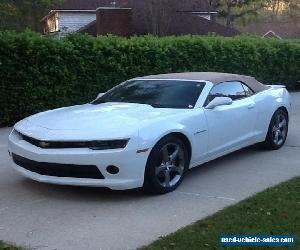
(272, 113, 288, 146)
(154, 143, 185, 188)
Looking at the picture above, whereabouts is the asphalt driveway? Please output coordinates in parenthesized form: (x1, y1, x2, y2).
(0, 92, 300, 250)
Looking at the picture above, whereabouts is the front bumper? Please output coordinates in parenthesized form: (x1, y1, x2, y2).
(8, 130, 150, 190)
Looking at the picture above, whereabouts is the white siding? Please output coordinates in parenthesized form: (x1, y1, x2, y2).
(191, 12, 216, 21)
(57, 12, 96, 37)
(198, 14, 211, 20)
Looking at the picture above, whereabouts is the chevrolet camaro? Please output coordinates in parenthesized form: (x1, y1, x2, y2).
(8, 72, 291, 194)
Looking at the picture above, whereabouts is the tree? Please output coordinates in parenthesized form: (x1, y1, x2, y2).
(263, 0, 300, 21)
(0, 0, 18, 30)
(0, 0, 63, 31)
(142, 0, 175, 35)
(207, 0, 264, 27)
(207, 0, 300, 27)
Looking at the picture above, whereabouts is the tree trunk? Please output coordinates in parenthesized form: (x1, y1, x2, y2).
(32, 0, 41, 32)
(226, 0, 232, 27)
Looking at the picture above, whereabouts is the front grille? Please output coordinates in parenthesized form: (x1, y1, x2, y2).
(19, 133, 89, 149)
(12, 154, 105, 179)
(16, 131, 128, 150)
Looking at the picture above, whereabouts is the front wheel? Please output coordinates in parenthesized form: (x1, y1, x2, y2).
(263, 109, 289, 150)
(143, 135, 189, 194)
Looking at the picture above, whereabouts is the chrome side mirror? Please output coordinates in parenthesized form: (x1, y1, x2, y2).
(206, 97, 233, 109)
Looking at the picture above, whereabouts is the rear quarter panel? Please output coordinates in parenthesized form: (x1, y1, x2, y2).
(252, 87, 291, 141)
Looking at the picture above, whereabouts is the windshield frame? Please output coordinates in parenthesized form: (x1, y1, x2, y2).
(92, 79, 207, 109)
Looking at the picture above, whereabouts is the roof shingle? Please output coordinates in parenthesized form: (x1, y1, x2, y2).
(170, 13, 239, 36)
(55, 0, 129, 10)
(55, 0, 214, 11)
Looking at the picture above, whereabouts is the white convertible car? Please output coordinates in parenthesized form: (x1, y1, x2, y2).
(8, 72, 291, 194)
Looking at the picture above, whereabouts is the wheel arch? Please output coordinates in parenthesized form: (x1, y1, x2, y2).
(143, 131, 193, 194)
(277, 106, 289, 121)
(263, 105, 289, 150)
(152, 131, 192, 165)
(168, 132, 192, 164)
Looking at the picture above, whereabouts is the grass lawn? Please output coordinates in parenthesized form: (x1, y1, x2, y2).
(0, 241, 21, 250)
(141, 176, 300, 250)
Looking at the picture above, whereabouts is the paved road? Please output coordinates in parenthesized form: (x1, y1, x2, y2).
(0, 93, 300, 250)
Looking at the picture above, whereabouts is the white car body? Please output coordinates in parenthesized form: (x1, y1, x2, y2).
(8, 74, 291, 190)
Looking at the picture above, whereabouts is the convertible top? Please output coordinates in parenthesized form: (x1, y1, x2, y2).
(136, 72, 269, 93)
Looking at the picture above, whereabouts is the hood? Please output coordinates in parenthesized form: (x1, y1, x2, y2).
(16, 103, 185, 140)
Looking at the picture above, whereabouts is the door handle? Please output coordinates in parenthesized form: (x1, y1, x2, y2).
(247, 104, 255, 109)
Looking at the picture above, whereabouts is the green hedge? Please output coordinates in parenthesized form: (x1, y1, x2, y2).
(0, 32, 299, 126)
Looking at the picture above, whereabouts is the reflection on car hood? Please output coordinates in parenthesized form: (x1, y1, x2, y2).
(15, 103, 185, 140)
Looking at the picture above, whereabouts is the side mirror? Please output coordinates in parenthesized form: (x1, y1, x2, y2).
(206, 97, 233, 109)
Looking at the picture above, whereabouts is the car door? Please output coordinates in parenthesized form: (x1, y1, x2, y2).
(204, 81, 257, 157)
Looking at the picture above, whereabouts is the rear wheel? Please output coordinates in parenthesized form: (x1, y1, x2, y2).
(263, 109, 288, 150)
(143, 135, 189, 194)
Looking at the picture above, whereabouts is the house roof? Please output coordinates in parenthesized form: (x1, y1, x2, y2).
(78, 7, 238, 37)
(166, 0, 216, 13)
(170, 13, 239, 36)
(55, 0, 129, 10)
(244, 21, 300, 39)
(53, 0, 237, 37)
(136, 72, 268, 93)
(263, 31, 282, 39)
(78, 20, 97, 34)
(55, 0, 214, 11)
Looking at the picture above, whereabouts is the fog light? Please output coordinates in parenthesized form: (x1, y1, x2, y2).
(106, 165, 119, 175)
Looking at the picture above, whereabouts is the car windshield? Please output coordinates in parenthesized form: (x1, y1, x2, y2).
(92, 80, 205, 109)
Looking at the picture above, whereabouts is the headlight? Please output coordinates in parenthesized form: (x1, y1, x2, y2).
(12, 129, 22, 138)
(88, 140, 129, 150)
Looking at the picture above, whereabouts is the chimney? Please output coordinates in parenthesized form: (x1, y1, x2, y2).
(96, 7, 133, 37)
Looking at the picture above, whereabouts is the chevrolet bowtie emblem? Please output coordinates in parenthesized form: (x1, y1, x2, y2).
(39, 141, 50, 148)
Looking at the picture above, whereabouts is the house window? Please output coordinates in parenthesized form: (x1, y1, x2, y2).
(46, 12, 59, 33)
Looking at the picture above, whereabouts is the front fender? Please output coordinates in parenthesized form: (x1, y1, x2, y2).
(138, 123, 194, 151)
(137, 108, 208, 165)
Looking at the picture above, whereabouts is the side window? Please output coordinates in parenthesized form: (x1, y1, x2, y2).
(242, 83, 254, 97)
(207, 81, 247, 104)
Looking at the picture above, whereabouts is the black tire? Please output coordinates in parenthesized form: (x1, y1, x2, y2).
(263, 109, 289, 150)
(143, 135, 189, 194)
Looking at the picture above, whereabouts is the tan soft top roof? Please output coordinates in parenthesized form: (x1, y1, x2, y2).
(135, 72, 268, 93)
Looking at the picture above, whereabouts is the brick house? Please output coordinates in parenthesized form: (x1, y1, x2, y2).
(41, 0, 239, 37)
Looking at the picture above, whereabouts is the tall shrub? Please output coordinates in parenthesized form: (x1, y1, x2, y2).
(0, 32, 299, 126)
